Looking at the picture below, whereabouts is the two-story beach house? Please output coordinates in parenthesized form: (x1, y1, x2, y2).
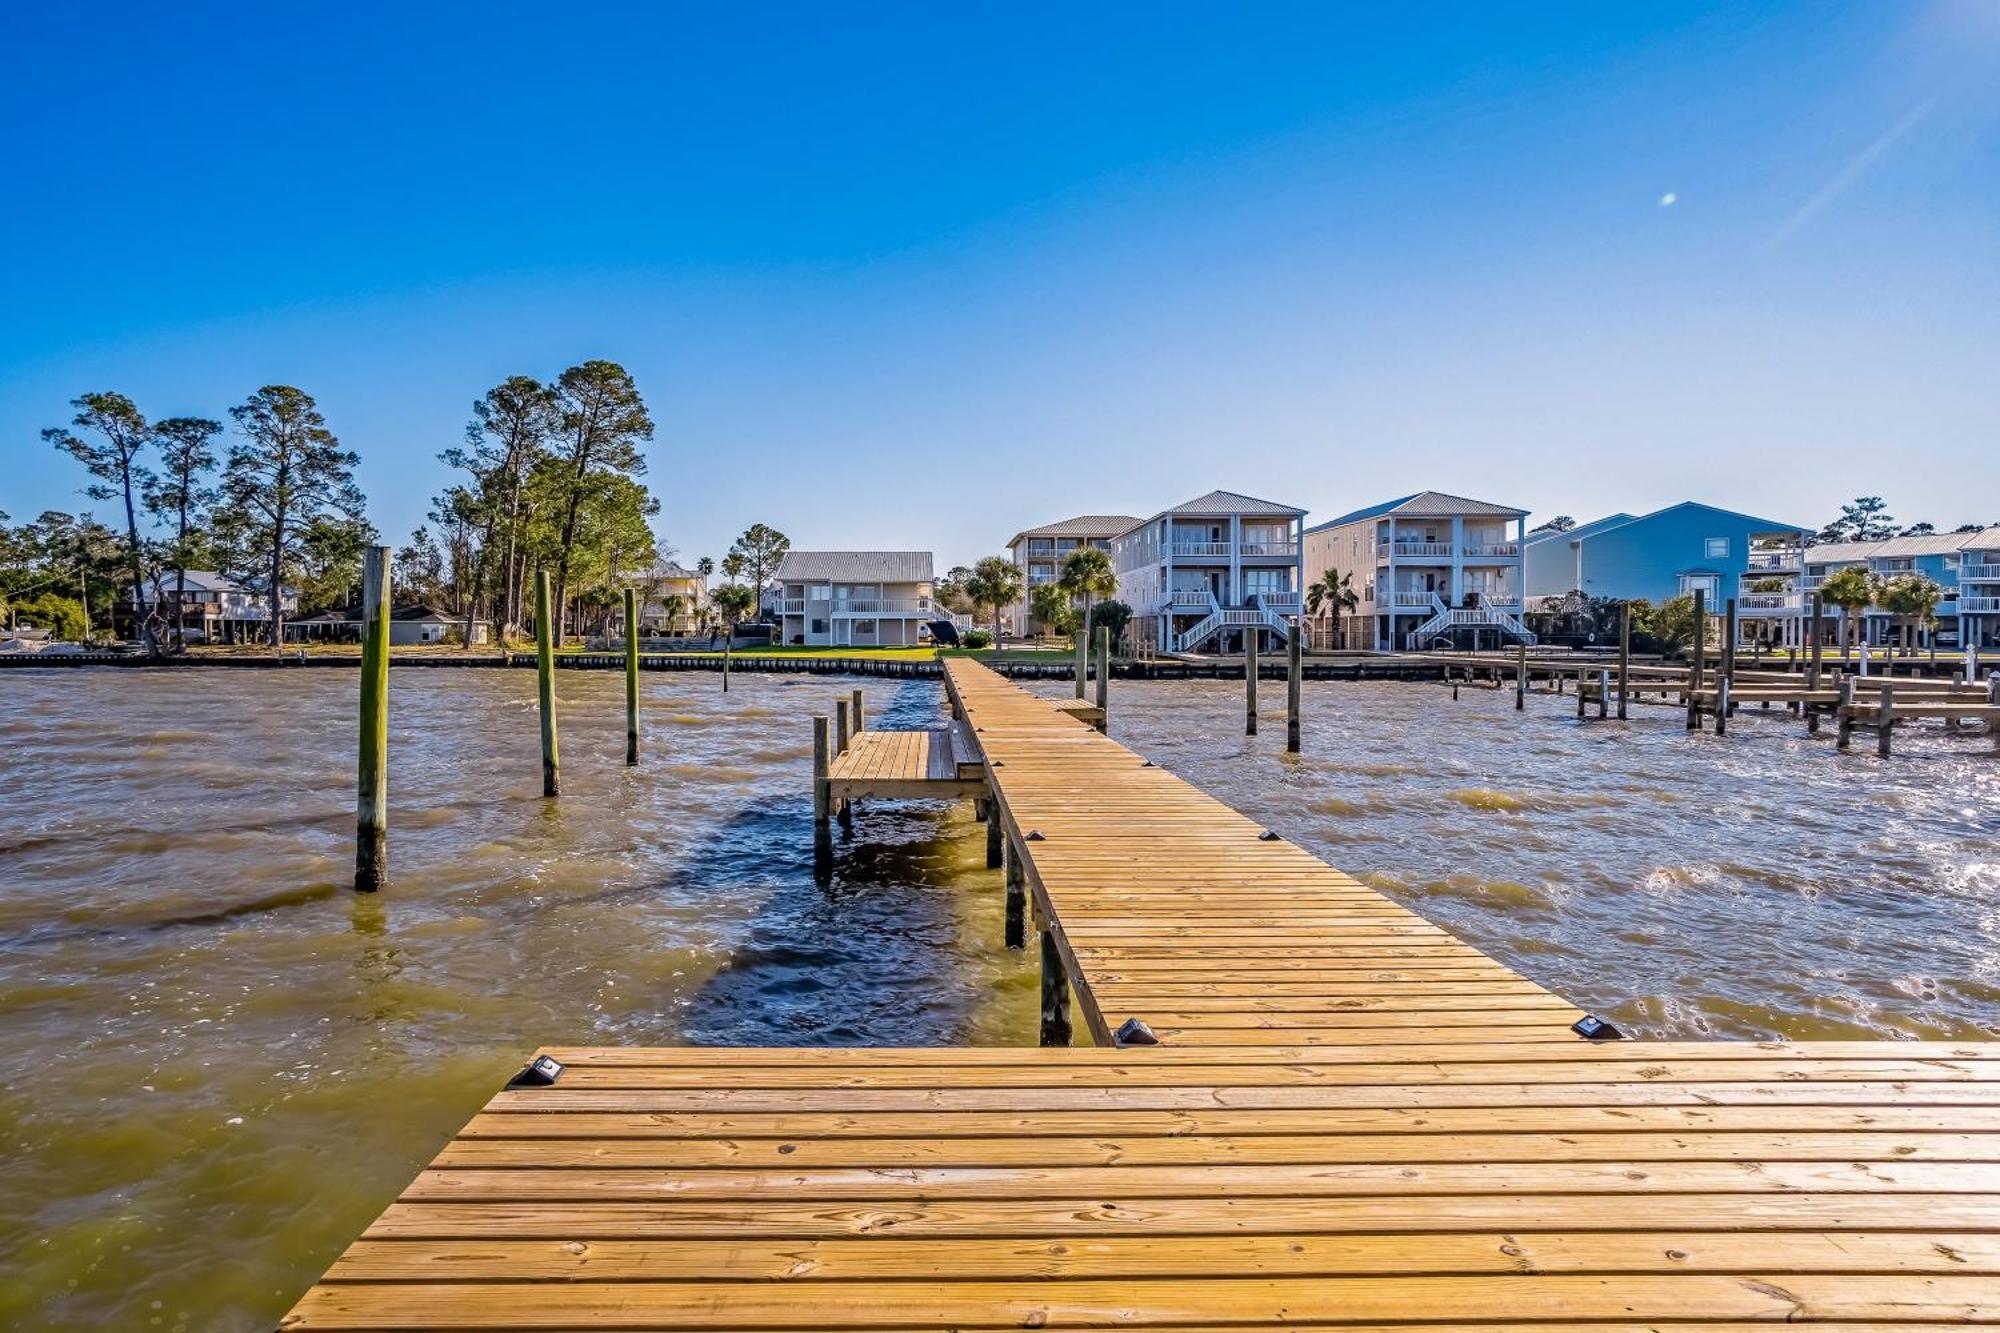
(1304, 493, 1531, 650)
(1004, 514, 1141, 637)
(122, 569, 297, 643)
(1524, 502, 1813, 648)
(1804, 528, 2000, 651)
(629, 561, 707, 636)
(772, 551, 936, 648)
(1109, 491, 1307, 653)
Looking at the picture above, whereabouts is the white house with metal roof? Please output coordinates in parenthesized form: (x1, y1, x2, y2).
(1805, 528, 2000, 651)
(772, 551, 936, 647)
(1107, 490, 1307, 653)
(1004, 514, 1142, 637)
(1304, 492, 1532, 650)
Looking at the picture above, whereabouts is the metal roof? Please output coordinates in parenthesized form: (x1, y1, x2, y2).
(1524, 514, 1636, 547)
(1543, 502, 1810, 548)
(1007, 514, 1145, 547)
(1807, 531, 1997, 562)
(1158, 489, 1306, 518)
(1307, 491, 1525, 533)
(774, 551, 934, 583)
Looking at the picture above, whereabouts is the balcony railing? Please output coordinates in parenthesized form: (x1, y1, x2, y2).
(1169, 541, 1232, 557)
(1388, 591, 1437, 607)
(1463, 543, 1520, 558)
(1378, 541, 1454, 559)
(1737, 593, 1801, 611)
(777, 598, 806, 614)
(1962, 597, 2000, 614)
(1238, 541, 1298, 557)
(1167, 589, 1218, 609)
(1747, 551, 1801, 571)
(1961, 563, 2000, 583)
(834, 598, 932, 614)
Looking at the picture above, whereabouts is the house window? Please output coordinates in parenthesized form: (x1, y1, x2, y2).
(1680, 574, 1720, 600)
(853, 619, 877, 635)
(1242, 568, 1290, 595)
(1704, 537, 1729, 559)
(810, 618, 827, 635)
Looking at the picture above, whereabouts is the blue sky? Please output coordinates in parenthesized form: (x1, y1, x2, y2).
(3, 2, 1996, 569)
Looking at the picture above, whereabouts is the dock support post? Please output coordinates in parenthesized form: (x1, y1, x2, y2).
(1286, 618, 1301, 752)
(1575, 670, 1586, 718)
(1715, 676, 1731, 736)
(1004, 838, 1026, 949)
(851, 687, 864, 735)
(1245, 635, 1258, 735)
(1809, 593, 1824, 688)
(1877, 681, 1894, 758)
(1836, 678, 1854, 750)
(624, 588, 640, 766)
(1039, 929, 1072, 1046)
(1686, 588, 1706, 731)
(1597, 668, 1609, 720)
(835, 697, 850, 757)
(1968, 644, 1981, 685)
(1723, 596, 1738, 682)
(812, 716, 831, 826)
(986, 802, 1003, 868)
(535, 568, 560, 797)
(355, 544, 391, 891)
(1515, 643, 1527, 711)
(1074, 623, 1087, 699)
(1617, 605, 1631, 720)
(1094, 626, 1109, 730)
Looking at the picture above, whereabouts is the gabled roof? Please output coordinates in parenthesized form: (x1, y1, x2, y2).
(1525, 514, 1635, 547)
(1155, 489, 1306, 520)
(649, 561, 700, 580)
(1807, 532, 1992, 562)
(775, 551, 934, 583)
(1007, 514, 1145, 547)
(1306, 491, 1525, 533)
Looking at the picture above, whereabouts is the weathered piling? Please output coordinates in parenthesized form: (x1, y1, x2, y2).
(812, 715, 830, 826)
(1877, 681, 1895, 758)
(1039, 929, 1072, 1046)
(986, 801, 1003, 868)
(1836, 677, 1855, 750)
(535, 568, 560, 797)
(1074, 625, 1087, 699)
(1245, 635, 1259, 736)
(1514, 642, 1527, 711)
(1617, 605, 1631, 720)
(851, 687, 865, 734)
(1722, 596, 1738, 682)
(354, 544, 391, 892)
(1810, 592, 1825, 687)
(1597, 668, 1610, 720)
(1686, 588, 1707, 731)
(1003, 836, 1026, 949)
(624, 588, 639, 766)
(1094, 626, 1109, 721)
(1286, 619, 1302, 752)
(1715, 676, 1732, 736)
(835, 697, 851, 757)
(721, 632, 731, 693)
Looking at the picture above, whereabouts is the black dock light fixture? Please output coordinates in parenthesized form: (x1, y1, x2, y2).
(1571, 1014, 1624, 1041)
(1114, 1017, 1160, 1046)
(1258, 830, 1281, 841)
(507, 1054, 566, 1087)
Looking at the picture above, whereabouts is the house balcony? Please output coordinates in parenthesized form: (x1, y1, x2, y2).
(1737, 592, 1803, 612)
(1238, 541, 1299, 557)
(1377, 541, 1454, 559)
(833, 599, 932, 615)
(1462, 542, 1521, 559)
(1387, 591, 1439, 608)
(1169, 541, 1233, 558)
(1961, 563, 2000, 583)
(1962, 597, 2000, 614)
(1747, 550, 1802, 572)
(777, 598, 806, 614)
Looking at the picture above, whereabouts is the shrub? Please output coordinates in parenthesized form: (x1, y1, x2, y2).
(961, 628, 993, 649)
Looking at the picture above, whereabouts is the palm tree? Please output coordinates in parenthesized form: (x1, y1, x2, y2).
(967, 555, 1024, 653)
(1818, 565, 1876, 656)
(1878, 574, 1943, 656)
(711, 582, 755, 643)
(1305, 568, 1358, 647)
(661, 593, 687, 635)
(1058, 546, 1118, 642)
(1028, 582, 1078, 642)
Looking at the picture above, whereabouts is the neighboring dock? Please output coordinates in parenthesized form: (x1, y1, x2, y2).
(280, 660, 2000, 1331)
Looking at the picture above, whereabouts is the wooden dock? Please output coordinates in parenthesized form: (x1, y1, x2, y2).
(281, 660, 2000, 1331)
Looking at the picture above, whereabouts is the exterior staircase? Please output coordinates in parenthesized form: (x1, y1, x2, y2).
(1173, 592, 1301, 652)
(1405, 593, 1537, 649)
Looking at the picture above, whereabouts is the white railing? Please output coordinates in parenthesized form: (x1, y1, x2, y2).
(1378, 541, 1454, 559)
(1238, 542, 1298, 557)
(834, 598, 932, 614)
(1961, 563, 2000, 582)
(1738, 593, 1801, 611)
(777, 598, 806, 614)
(1748, 550, 1801, 571)
(1254, 592, 1302, 613)
(1962, 597, 2000, 613)
(1165, 589, 1219, 611)
(1388, 591, 1437, 607)
(1462, 543, 1520, 558)
(1170, 542, 1232, 557)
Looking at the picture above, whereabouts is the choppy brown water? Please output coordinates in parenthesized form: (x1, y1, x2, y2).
(2, 667, 1995, 1330)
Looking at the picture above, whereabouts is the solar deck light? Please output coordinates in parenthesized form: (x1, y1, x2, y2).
(1571, 1015, 1623, 1041)
(1114, 1017, 1160, 1046)
(506, 1054, 566, 1087)
(1258, 830, 1281, 841)
(1026, 830, 1045, 841)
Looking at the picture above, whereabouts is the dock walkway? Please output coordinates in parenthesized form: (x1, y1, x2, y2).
(281, 660, 2000, 1331)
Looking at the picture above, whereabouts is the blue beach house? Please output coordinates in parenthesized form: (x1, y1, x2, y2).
(1804, 528, 2000, 651)
(1524, 501, 1813, 648)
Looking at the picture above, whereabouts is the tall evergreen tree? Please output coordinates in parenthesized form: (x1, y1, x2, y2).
(219, 386, 366, 644)
(144, 417, 221, 645)
(445, 375, 558, 635)
(726, 524, 790, 615)
(549, 361, 652, 636)
(43, 392, 153, 644)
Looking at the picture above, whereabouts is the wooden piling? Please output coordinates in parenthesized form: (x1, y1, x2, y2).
(1722, 596, 1738, 681)
(1074, 623, 1087, 699)
(1039, 928, 1072, 1046)
(1514, 642, 1527, 711)
(1809, 592, 1824, 688)
(1003, 834, 1025, 949)
(1244, 635, 1258, 736)
(624, 587, 639, 766)
(721, 630, 731, 693)
(1686, 588, 1706, 731)
(535, 567, 560, 797)
(1715, 676, 1730, 736)
(835, 697, 850, 757)
(986, 803, 1003, 868)
(811, 716, 830, 826)
(1877, 681, 1894, 758)
(1094, 626, 1109, 726)
(851, 687, 865, 735)
(1836, 677, 1855, 750)
(354, 544, 391, 892)
(1617, 605, 1631, 720)
(1286, 619, 1301, 752)
(1597, 668, 1609, 720)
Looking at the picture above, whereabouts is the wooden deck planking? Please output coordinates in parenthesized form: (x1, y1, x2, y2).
(283, 1044, 2000, 1330)
(826, 726, 984, 801)
(941, 658, 1585, 1046)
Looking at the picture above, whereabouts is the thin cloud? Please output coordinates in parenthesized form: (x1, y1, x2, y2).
(1768, 97, 1938, 246)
